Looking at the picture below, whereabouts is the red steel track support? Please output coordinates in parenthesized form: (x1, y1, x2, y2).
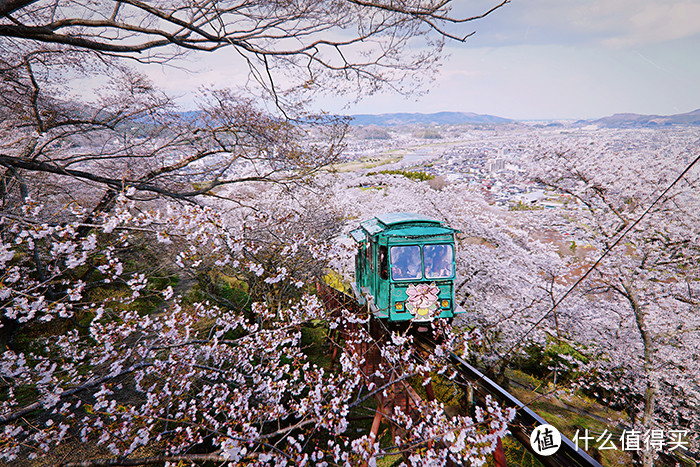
(493, 438, 507, 467)
(318, 281, 514, 466)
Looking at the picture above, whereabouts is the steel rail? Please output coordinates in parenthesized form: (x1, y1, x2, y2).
(320, 281, 602, 466)
(414, 333, 602, 467)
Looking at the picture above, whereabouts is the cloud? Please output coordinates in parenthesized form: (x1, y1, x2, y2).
(464, 0, 700, 48)
(135, 50, 255, 108)
(598, 1, 700, 47)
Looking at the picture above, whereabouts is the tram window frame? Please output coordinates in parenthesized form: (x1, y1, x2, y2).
(424, 244, 454, 279)
(390, 245, 423, 281)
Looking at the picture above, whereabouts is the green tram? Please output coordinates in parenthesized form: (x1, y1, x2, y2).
(350, 213, 465, 324)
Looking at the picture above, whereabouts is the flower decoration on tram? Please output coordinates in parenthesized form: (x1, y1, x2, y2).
(405, 283, 440, 320)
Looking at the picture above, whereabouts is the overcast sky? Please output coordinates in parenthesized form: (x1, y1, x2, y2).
(143, 0, 700, 120)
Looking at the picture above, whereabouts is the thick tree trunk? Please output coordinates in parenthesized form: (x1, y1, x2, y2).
(622, 280, 657, 467)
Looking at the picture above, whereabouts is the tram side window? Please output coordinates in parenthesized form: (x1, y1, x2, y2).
(390, 245, 422, 280)
(379, 246, 388, 280)
(424, 244, 454, 279)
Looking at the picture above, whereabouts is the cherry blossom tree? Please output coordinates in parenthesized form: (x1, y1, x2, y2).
(527, 131, 700, 466)
(0, 0, 508, 102)
(0, 46, 346, 226)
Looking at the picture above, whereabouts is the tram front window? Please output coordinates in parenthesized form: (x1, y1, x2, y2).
(424, 244, 454, 279)
(390, 245, 422, 280)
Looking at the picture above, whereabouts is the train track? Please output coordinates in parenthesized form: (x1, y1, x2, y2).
(413, 334, 603, 467)
(318, 281, 603, 467)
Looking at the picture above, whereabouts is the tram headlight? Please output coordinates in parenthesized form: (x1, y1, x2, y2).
(440, 299, 450, 308)
(395, 302, 404, 311)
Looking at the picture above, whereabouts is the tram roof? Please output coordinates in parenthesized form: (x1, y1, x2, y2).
(374, 212, 441, 226)
(352, 212, 457, 242)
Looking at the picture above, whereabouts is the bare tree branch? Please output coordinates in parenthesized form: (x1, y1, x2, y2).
(61, 453, 228, 467)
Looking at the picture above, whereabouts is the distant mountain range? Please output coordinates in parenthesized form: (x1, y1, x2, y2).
(175, 109, 700, 128)
(346, 109, 700, 127)
(348, 111, 514, 126)
(592, 109, 700, 128)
